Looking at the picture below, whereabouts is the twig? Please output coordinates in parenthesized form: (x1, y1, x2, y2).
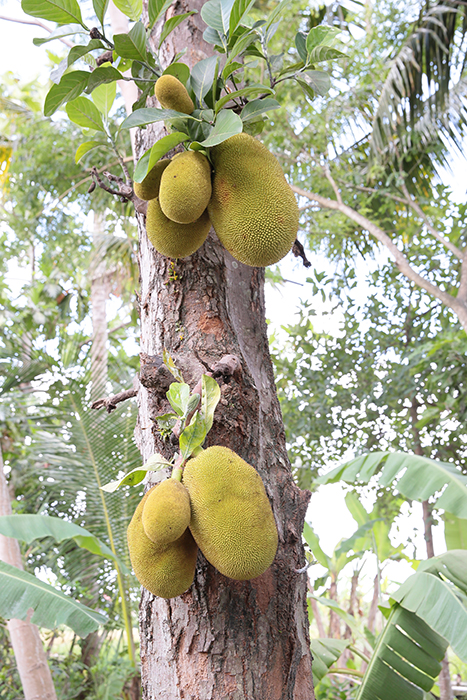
(91, 167, 148, 214)
(0, 14, 74, 47)
(292, 239, 312, 268)
(323, 163, 342, 204)
(91, 377, 139, 413)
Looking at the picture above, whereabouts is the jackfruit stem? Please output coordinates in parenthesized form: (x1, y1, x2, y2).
(171, 465, 183, 482)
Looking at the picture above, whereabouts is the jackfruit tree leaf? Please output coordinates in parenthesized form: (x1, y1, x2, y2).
(190, 56, 218, 103)
(300, 70, 331, 96)
(214, 83, 273, 113)
(101, 454, 172, 492)
(114, 22, 147, 61)
(204, 26, 224, 48)
(120, 107, 195, 130)
(0, 560, 107, 637)
(167, 382, 191, 417)
(148, 0, 175, 29)
(75, 140, 103, 163)
(158, 12, 197, 48)
(111, 0, 142, 21)
(310, 638, 350, 683)
(66, 97, 106, 132)
(67, 39, 105, 68)
(295, 31, 308, 63)
(194, 109, 242, 147)
(241, 97, 280, 121)
(186, 393, 201, 416)
(200, 375, 221, 434)
(22, 0, 87, 27)
(443, 512, 467, 550)
(162, 350, 185, 382)
(179, 412, 207, 460)
(93, 0, 109, 27)
(222, 60, 243, 81)
(133, 132, 188, 182)
(264, 0, 291, 30)
(229, 0, 255, 35)
(201, 0, 235, 36)
(163, 62, 190, 85)
(227, 27, 257, 61)
(33, 23, 86, 45)
(44, 71, 90, 117)
(307, 45, 345, 64)
(305, 25, 341, 54)
(295, 77, 316, 102)
(87, 66, 123, 93)
(91, 81, 117, 116)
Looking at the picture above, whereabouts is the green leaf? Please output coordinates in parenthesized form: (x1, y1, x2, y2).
(120, 107, 194, 130)
(158, 12, 197, 48)
(317, 451, 467, 518)
(66, 97, 106, 132)
(162, 350, 185, 383)
(0, 560, 106, 637)
(227, 27, 257, 61)
(190, 56, 218, 103)
(312, 595, 369, 644)
(204, 27, 224, 48)
(295, 31, 307, 63)
(307, 45, 345, 64)
(200, 375, 220, 434)
(75, 140, 103, 163)
(167, 382, 191, 417)
(193, 109, 242, 147)
(91, 81, 117, 115)
(114, 22, 147, 61)
(163, 62, 190, 85)
(345, 491, 370, 527)
(67, 39, 104, 67)
(229, 0, 256, 36)
(443, 512, 467, 550)
(111, 0, 142, 21)
(22, 0, 87, 27)
(214, 83, 273, 113)
(44, 71, 90, 116)
(33, 23, 86, 45)
(93, 0, 109, 27)
(334, 520, 382, 558)
(133, 132, 189, 182)
(87, 66, 123, 93)
(222, 60, 243, 80)
(310, 638, 350, 683)
(303, 522, 330, 568)
(264, 0, 291, 30)
(299, 69, 331, 96)
(201, 0, 235, 36)
(240, 97, 280, 121)
(148, 0, 175, 29)
(101, 454, 172, 492)
(179, 412, 207, 460)
(305, 25, 341, 53)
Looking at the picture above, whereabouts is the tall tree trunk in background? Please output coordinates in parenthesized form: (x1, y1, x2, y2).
(0, 447, 57, 700)
(133, 2, 314, 698)
(328, 576, 340, 638)
(90, 211, 110, 402)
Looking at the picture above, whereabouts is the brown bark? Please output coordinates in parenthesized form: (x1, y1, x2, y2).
(133, 4, 314, 697)
(367, 574, 379, 635)
(0, 449, 58, 700)
(327, 577, 340, 639)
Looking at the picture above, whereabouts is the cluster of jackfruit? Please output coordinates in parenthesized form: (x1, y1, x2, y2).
(135, 75, 299, 267)
(127, 446, 278, 598)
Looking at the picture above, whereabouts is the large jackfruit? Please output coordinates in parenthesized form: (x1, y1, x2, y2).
(159, 151, 212, 224)
(155, 74, 194, 115)
(146, 198, 211, 258)
(142, 477, 191, 546)
(134, 158, 171, 201)
(182, 446, 278, 581)
(127, 486, 198, 598)
(207, 133, 299, 267)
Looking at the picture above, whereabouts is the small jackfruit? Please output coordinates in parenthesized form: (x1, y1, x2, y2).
(155, 75, 194, 114)
(159, 151, 212, 224)
(127, 486, 198, 598)
(207, 133, 299, 267)
(182, 446, 278, 581)
(134, 158, 171, 201)
(142, 477, 191, 545)
(146, 198, 210, 258)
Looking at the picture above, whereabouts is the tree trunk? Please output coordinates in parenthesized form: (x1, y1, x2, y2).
(327, 577, 340, 639)
(133, 4, 313, 697)
(0, 448, 58, 700)
(90, 211, 110, 402)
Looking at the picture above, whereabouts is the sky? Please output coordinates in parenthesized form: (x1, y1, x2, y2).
(0, 0, 460, 602)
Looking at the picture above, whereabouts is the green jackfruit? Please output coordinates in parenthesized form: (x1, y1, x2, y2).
(127, 486, 198, 598)
(142, 477, 191, 545)
(207, 133, 299, 267)
(134, 158, 171, 201)
(146, 198, 210, 258)
(182, 446, 278, 581)
(155, 75, 194, 114)
(159, 151, 212, 224)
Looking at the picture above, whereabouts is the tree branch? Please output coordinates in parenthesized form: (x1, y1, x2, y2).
(91, 377, 139, 413)
(91, 168, 147, 215)
(0, 14, 74, 47)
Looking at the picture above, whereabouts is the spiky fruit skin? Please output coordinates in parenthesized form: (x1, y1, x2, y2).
(207, 133, 299, 267)
(182, 446, 278, 581)
(142, 477, 191, 546)
(155, 75, 194, 114)
(159, 151, 212, 224)
(127, 486, 198, 599)
(146, 198, 210, 258)
(133, 158, 171, 201)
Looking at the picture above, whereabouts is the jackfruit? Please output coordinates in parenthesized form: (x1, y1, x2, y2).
(127, 486, 198, 598)
(159, 151, 212, 224)
(134, 158, 171, 201)
(182, 446, 278, 580)
(142, 477, 191, 545)
(207, 133, 299, 267)
(146, 198, 210, 258)
(155, 75, 194, 114)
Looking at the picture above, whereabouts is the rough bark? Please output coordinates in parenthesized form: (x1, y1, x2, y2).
(133, 3, 314, 697)
(0, 449, 58, 700)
